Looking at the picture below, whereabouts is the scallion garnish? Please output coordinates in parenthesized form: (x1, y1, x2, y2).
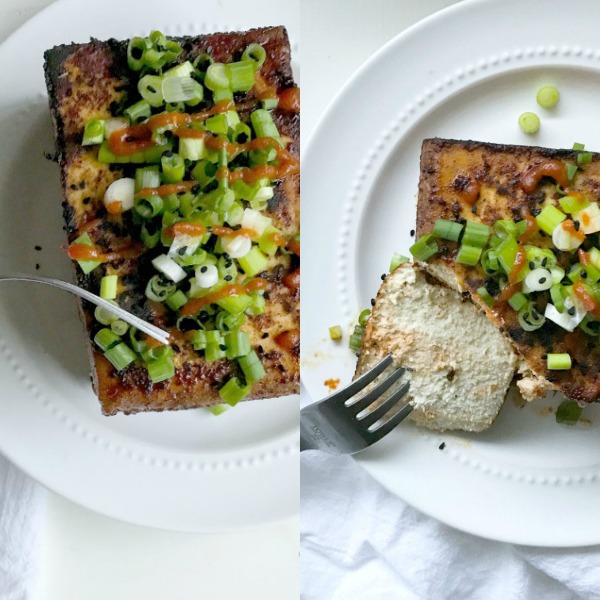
(536, 205, 566, 235)
(556, 400, 582, 425)
(476, 287, 494, 307)
(461, 221, 490, 248)
(455, 244, 482, 266)
(100, 275, 118, 300)
(547, 353, 572, 370)
(329, 325, 343, 341)
(409, 234, 438, 261)
(389, 253, 410, 272)
(432, 218, 463, 242)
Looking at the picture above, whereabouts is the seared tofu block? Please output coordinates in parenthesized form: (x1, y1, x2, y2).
(417, 138, 600, 404)
(44, 27, 299, 415)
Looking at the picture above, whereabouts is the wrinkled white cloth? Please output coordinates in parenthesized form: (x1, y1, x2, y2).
(301, 451, 600, 600)
(0, 454, 44, 600)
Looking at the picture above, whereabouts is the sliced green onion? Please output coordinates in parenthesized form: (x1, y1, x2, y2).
(138, 75, 165, 107)
(536, 85, 560, 109)
(573, 142, 586, 151)
(225, 60, 255, 92)
(515, 219, 529, 238)
(104, 342, 137, 371)
(580, 315, 600, 337)
(141, 223, 160, 249)
(218, 377, 251, 406)
(205, 342, 226, 362)
(146, 356, 175, 383)
(455, 244, 482, 266)
(547, 353, 571, 370)
(163, 39, 183, 64)
(250, 109, 281, 142)
(100, 275, 118, 300)
(192, 160, 218, 188)
(135, 194, 164, 219)
(71, 233, 101, 274)
(217, 293, 252, 315)
(389, 253, 410, 272)
(409, 234, 438, 261)
(134, 166, 160, 193)
(481, 249, 500, 275)
(525, 246, 557, 270)
(238, 246, 269, 277)
(358, 309, 371, 327)
(349, 325, 365, 353)
(493, 220, 517, 239)
(567, 263, 585, 283)
(205, 63, 230, 91)
(162, 76, 204, 104)
(577, 151, 593, 166)
(94, 302, 118, 326)
(144, 48, 167, 71)
(508, 291, 528, 311)
(97, 141, 121, 164)
(566, 162, 578, 181)
(245, 294, 266, 316)
(559, 195, 590, 213)
(224, 331, 251, 359)
(82, 119, 105, 145)
(518, 302, 545, 332)
(127, 37, 147, 71)
(462, 221, 490, 248)
(161, 152, 185, 184)
(205, 113, 229, 135)
(178, 137, 206, 161)
(518, 111, 540, 134)
(94, 328, 121, 351)
(223, 311, 247, 331)
(329, 325, 343, 341)
(496, 236, 519, 274)
(145, 274, 176, 302)
(550, 284, 567, 313)
(166, 290, 188, 311)
(535, 204, 566, 235)
(110, 320, 129, 336)
(238, 350, 266, 384)
(242, 44, 267, 70)
(432, 218, 463, 242)
(124, 100, 151, 124)
(477, 286, 495, 307)
(556, 399, 582, 425)
(190, 330, 207, 351)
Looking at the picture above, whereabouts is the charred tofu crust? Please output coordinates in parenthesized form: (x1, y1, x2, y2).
(44, 27, 299, 415)
(417, 137, 600, 405)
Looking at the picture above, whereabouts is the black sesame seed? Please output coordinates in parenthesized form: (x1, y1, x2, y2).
(531, 208, 541, 217)
(582, 271, 588, 279)
(574, 220, 581, 231)
(224, 275, 232, 281)
(35, 263, 40, 270)
(147, 85, 156, 93)
(200, 266, 208, 273)
(370, 298, 375, 306)
(262, 332, 269, 339)
(529, 261, 535, 270)
(69, 184, 78, 191)
(410, 229, 415, 237)
(568, 307, 576, 316)
(381, 273, 387, 280)
(219, 344, 227, 351)
(34, 245, 42, 251)
(79, 181, 85, 189)
(542, 257, 548, 267)
(539, 277, 547, 284)
(471, 205, 477, 214)
(222, 253, 230, 260)
(439, 442, 446, 450)
(163, 150, 173, 158)
(225, 260, 233, 268)
(178, 246, 187, 256)
(164, 130, 173, 139)
(83, 196, 91, 205)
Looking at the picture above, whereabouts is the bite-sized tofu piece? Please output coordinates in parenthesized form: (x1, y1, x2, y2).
(355, 263, 517, 432)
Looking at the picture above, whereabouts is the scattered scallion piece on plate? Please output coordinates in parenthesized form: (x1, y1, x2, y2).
(536, 85, 560, 109)
(518, 111, 540, 134)
(329, 325, 343, 341)
(555, 399, 582, 425)
(547, 353, 572, 370)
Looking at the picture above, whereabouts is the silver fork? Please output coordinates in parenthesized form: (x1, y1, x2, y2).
(0, 274, 171, 345)
(300, 355, 413, 454)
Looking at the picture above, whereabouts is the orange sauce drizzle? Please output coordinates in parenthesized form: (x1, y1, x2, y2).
(520, 160, 570, 193)
(180, 278, 270, 316)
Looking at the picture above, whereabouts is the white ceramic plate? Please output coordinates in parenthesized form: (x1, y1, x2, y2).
(302, 0, 600, 547)
(0, 0, 299, 532)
